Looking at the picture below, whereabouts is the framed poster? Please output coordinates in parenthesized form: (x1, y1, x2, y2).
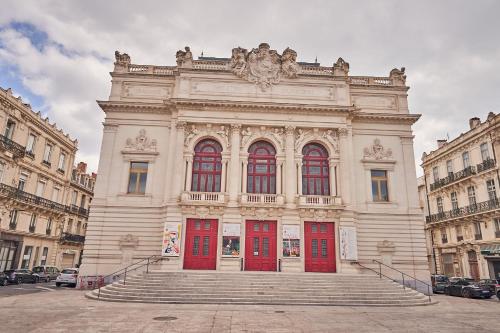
(340, 226, 358, 260)
(222, 223, 240, 257)
(162, 222, 181, 256)
(282, 224, 300, 257)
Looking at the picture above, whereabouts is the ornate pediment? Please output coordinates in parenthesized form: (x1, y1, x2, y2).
(124, 129, 157, 152)
(230, 43, 300, 91)
(363, 138, 392, 160)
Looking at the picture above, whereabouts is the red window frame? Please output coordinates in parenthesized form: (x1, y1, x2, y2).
(302, 143, 330, 195)
(191, 139, 222, 192)
(247, 141, 276, 194)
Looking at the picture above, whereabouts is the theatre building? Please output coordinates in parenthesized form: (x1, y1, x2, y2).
(80, 43, 428, 281)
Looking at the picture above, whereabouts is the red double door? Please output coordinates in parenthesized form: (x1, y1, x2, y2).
(183, 219, 218, 270)
(245, 220, 277, 271)
(304, 222, 336, 273)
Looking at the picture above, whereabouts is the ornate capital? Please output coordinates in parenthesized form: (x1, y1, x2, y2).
(338, 128, 348, 137)
(176, 121, 187, 130)
(285, 125, 296, 135)
(231, 124, 242, 132)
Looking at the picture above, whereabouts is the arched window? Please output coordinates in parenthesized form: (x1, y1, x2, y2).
(302, 143, 330, 195)
(247, 141, 276, 194)
(192, 139, 222, 192)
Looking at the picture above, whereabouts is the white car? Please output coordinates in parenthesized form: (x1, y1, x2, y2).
(55, 268, 78, 287)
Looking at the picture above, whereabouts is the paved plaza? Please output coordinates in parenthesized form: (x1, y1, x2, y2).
(1, 287, 499, 333)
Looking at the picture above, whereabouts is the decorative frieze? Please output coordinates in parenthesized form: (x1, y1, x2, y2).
(124, 129, 157, 152)
(363, 138, 392, 160)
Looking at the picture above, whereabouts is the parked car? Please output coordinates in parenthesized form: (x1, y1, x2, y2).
(0, 272, 8, 286)
(431, 274, 450, 293)
(444, 277, 493, 298)
(32, 266, 60, 282)
(496, 284, 500, 301)
(55, 268, 78, 287)
(477, 279, 499, 294)
(3, 269, 39, 284)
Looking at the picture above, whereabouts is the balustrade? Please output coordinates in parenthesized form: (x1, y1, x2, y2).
(298, 195, 342, 207)
(240, 193, 283, 205)
(0, 134, 26, 158)
(426, 197, 499, 223)
(182, 191, 226, 204)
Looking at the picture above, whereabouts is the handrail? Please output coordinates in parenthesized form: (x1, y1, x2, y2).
(96, 254, 166, 300)
(356, 260, 432, 303)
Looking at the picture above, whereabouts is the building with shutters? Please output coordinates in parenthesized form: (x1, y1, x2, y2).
(80, 43, 429, 283)
(421, 113, 500, 280)
(0, 87, 95, 271)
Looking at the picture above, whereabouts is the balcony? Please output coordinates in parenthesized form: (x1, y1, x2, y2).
(0, 134, 25, 159)
(181, 191, 226, 205)
(60, 232, 85, 244)
(298, 195, 342, 207)
(426, 197, 500, 223)
(66, 204, 89, 218)
(241, 193, 284, 205)
(476, 158, 496, 173)
(430, 166, 476, 191)
(0, 183, 67, 214)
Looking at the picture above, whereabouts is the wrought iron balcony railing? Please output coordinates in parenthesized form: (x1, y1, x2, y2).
(430, 166, 476, 191)
(0, 134, 26, 158)
(426, 197, 500, 223)
(60, 232, 85, 244)
(476, 158, 496, 173)
(66, 204, 89, 218)
(0, 183, 67, 214)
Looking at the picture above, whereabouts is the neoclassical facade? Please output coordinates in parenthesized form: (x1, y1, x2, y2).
(80, 43, 428, 281)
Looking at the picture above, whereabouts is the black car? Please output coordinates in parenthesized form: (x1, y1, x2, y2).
(0, 272, 8, 286)
(4, 269, 39, 284)
(444, 278, 493, 298)
(478, 279, 499, 293)
(431, 274, 449, 293)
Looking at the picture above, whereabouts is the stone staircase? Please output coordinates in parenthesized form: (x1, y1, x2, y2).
(86, 271, 433, 306)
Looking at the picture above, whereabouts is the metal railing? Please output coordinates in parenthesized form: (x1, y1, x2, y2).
(60, 232, 85, 244)
(0, 134, 26, 158)
(430, 166, 476, 191)
(477, 158, 496, 173)
(356, 260, 432, 303)
(66, 204, 89, 218)
(426, 197, 500, 223)
(97, 255, 166, 300)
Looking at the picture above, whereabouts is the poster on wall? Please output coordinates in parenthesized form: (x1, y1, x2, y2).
(282, 225, 300, 257)
(162, 222, 181, 256)
(222, 223, 240, 257)
(340, 226, 358, 260)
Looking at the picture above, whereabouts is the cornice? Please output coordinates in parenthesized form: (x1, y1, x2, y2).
(351, 112, 421, 125)
(97, 100, 172, 114)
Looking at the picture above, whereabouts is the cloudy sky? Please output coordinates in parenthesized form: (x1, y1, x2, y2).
(0, 0, 499, 174)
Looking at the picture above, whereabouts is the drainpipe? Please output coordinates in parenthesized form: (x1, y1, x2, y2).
(423, 173, 438, 274)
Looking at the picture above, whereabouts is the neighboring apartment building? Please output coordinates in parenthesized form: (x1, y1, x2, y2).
(0, 87, 94, 271)
(81, 43, 429, 284)
(421, 113, 500, 280)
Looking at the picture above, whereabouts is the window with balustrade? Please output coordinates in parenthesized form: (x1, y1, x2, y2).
(486, 179, 496, 201)
(440, 228, 448, 244)
(436, 197, 444, 214)
(451, 192, 458, 210)
(467, 186, 476, 206)
(247, 141, 276, 194)
(301, 143, 330, 195)
(480, 142, 490, 161)
(462, 151, 470, 168)
(191, 139, 222, 192)
(432, 166, 439, 182)
(446, 160, 453, 176)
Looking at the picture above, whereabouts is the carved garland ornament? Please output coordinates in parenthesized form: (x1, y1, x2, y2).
(240, 126, 285, 150)
(124, 129, 157, 152)
(184, 124, 230, 149)
(295, 128, 340, 154)
(363, 138, 392, 160)
(229, 43, 300, 91)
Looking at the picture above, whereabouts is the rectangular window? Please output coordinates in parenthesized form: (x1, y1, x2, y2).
(441, 228, 448, 244)
(474, 222, 482, 240)
(371, 170, 389, 202)
(0, 162, 5, 183)
(58, 152, 66, 171)
(80, 194, 86, 208)
(46, 218, 53, 235)
(446, 160, 453, 175)
(67, 219, 73, 233)
(451, 192, 458, 210)
(29, 214, 37, 232)
(71, 190, 78, 205)
(486, 179, 496, 201)
(9, 210, 18, 229)
(43, 143, 53, 163)
(52, 187, 60, 203)
(494, 218, 500, 238)
(433, 166, 439, 182)
(127, 162, 148, 194)
(26, 134, 36, 154)
(456, 226, 463, 242)
(4, 119, 15, 139)
(36, 180, 46, 197)
(436, 197, 444, 213)
(40, 247, 49, 266)
(18, 173, 28, 191)
(467, 186, 476, 206)
(480, 142, 490, 161)
(21, 246, 33, 269)
(462, 151, 470, 168)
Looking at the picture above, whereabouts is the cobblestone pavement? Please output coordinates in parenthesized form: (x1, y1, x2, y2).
(1, 290, 499, 333)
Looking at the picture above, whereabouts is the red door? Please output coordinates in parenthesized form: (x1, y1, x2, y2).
(183, 219, 218, 270)
(305, 222, 336, 272)
(245, 220, 277, 271)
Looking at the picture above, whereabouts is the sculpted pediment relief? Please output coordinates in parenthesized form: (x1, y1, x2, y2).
(124, 129, 157, 153)
(363, 138, 392, 160)
(230, 43, 300, 91)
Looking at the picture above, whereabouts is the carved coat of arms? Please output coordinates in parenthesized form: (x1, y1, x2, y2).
(230, 43, 300, 91)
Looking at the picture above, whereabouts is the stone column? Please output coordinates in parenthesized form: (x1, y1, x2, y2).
(329, 158, 336, 196)
(276, 159, 283, 195)
(296, 159, 303, 195)
(284, 126, 296, 205)
(401, 136, 419, 211)
(242, 160, 248, 193)
(338, 128, 351, 205)
(165, 119, 178, 202)
(185, 157, 193, 191)
(228, 124, 241, 206)
(171, 121, 186, 200)
(220, 158, 228, 192)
